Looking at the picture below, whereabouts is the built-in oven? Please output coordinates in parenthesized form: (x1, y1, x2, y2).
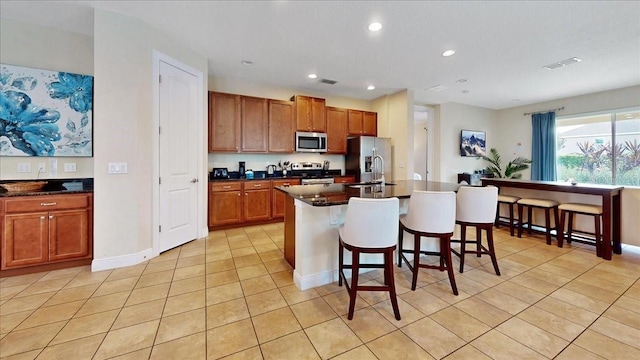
(295, 131, 328, 153)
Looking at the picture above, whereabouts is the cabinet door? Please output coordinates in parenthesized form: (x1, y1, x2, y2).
(347, 109, 364, 135)
(311, 97, 326, 132)
(209, 92, 241, 152)
(241, 96, 268, 152)
(271, 179, 300, 218)
(294, 96, 312, 131)
(2, 212, 48, 269)
(244, 187, 271, 222)
(326, 107, 347, 154)
(209, 191, 243, 226)
(268, 100, 295, 153)
(363, 111, 377, 136)
(49, 209, 90, 262)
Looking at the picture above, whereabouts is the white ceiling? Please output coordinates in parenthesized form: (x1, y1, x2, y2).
(2, 0, 639, 110)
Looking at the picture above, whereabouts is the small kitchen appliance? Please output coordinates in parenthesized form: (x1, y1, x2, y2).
(211, 167, 229, 179)
(295, 132, 328, 153)
(266, 164, 277, 176)
(238, 161, 246, 178)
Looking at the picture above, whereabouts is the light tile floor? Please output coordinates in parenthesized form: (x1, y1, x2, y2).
(1, 223, 639, 359)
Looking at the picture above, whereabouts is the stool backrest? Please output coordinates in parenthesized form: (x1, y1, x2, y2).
(342, 197, 399, 248)
(456, 186, 498, 223)
(404, 191, 456, 234)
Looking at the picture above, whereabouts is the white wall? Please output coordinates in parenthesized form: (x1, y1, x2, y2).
(435, 102, 497, 183)
(92, 9, 208, 261)
(372, 90, 412, 180)
(0, 19, 94, 180)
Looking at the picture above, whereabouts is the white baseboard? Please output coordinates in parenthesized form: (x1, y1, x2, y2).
(294, 269, 338, 291)
(91, 248, 154, 272)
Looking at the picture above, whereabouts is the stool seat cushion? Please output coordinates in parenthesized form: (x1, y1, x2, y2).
(559, 203, 603, 214)
(517, 198, 559, 208)
(497, 195, 520, 203)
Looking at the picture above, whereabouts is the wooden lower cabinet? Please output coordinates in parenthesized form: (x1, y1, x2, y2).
(243, 181, 271, 222)
(209, 182, 243, 227)
(272, 179, 301, 219)
(1, 193, 93, 272)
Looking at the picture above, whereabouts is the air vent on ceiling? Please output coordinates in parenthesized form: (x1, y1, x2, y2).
(319, 78, 338, 85)
(543, 57, 582, 70)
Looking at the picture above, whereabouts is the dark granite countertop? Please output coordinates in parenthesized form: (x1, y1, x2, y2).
(275, 180, 462, 206)
(0, 178, 93, 197)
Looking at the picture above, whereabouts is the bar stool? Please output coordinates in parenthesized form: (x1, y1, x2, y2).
(495, 194, 520, 236)
(451, 186, 500, 275)
(398, 190, 457, 294)
(558, 203, 603, 256)
(517, 198, 560, 246)
(338, 197, 401, 320)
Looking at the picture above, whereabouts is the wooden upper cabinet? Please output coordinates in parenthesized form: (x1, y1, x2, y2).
(268, 100, 295, 153)
(292, 95, 326, 132)
(363, 111, 377, 136)
(326, 107, 347, 154)
(209, 92, 240, 152)
(240, 96, 268, 152)
(348, 109, 377, 136)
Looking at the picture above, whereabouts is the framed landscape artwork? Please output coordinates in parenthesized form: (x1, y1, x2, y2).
(0, 64, 93, 157)
(460, 129, 486, 157)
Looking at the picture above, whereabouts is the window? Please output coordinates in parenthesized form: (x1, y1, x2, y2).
(556, 107, 640, 186)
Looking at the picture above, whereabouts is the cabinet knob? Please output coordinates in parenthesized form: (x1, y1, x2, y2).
(49, 215, 54, 219)
(40, 216, 45, 220)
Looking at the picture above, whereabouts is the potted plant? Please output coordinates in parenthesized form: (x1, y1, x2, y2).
(482, 148, 532, 179)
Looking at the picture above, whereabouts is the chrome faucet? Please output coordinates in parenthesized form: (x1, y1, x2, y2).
(372, 154, 385, 183)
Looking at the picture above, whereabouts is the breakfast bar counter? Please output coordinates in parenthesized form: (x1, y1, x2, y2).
(481, 178, 623, 260)
(275, 181, 461, 290)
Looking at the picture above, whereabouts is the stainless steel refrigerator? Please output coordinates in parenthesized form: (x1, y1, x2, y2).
(346, 136, 393, 183)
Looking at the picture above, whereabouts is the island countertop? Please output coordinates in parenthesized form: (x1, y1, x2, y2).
(275, 180, 461, 206)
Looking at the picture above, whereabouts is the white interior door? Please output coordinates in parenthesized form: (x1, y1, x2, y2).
(158, 60, 199, 252)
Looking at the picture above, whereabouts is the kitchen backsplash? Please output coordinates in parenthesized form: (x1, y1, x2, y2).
(208, 153, 346, 174)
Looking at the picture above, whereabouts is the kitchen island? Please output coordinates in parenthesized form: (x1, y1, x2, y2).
(275, 180, 461, 290)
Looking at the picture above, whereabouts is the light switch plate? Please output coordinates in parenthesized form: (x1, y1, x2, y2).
(108, 162, 128, 174)
(64, 163, 77, 172)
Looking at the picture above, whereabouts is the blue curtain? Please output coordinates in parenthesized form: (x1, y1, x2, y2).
(531, 111, 557, 181)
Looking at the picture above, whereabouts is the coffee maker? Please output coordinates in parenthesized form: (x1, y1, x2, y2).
(238, 161, 246, 178)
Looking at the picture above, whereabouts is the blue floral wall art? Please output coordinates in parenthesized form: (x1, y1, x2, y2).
(0, 64, 93, 157)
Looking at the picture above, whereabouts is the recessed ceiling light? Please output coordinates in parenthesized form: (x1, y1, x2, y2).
(240, 60, 253, 66)
(367, 85, 375, 91)
(307, 73, 318, 79)
(368, 22, 382, 32)
(442, 50, 456, 57)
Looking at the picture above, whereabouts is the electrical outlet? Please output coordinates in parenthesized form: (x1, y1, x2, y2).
(64, 163, 77, 172)
(17, 163, 32, 173)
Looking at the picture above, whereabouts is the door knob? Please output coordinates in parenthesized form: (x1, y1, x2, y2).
(190, 178, 198, 183)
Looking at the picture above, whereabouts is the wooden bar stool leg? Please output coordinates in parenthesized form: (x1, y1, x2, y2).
(411, 233, 420, 291)
(347, 249, 360, 320)
(567, 212, 574, 244)
(385, 249, 401, 320)
(508, 203, 515, 236)
(495, 203, 500, 228)
(544, 208, 552, 245)
(559, 210, 566, 248)
(338, 240, 344, 286)
(442, 235, 458, 295)
(397, 226, 404, 267)
(518, 204, 524, 238)
(595, 214, 602, 257)
(476, 227, 482, 257)
(527, 207, 533, 235)
(486, 227, 501, 276)
(459, 224, 467, 273)
(553, 207, 561, 247)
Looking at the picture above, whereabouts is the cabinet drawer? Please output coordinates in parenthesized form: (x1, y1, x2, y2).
(4, 195, 90, 213)
(244, 180, 271, 190)
(272, 179, 300, 187)
(210, 182, 242, 192)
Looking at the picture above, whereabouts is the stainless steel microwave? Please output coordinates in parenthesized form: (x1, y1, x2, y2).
(295, 131, 328, 153)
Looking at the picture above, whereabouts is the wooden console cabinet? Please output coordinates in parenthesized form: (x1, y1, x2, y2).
(1, 193, 93, 273)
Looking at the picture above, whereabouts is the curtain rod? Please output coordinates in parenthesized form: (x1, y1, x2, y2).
(524, 106, 564, 116)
